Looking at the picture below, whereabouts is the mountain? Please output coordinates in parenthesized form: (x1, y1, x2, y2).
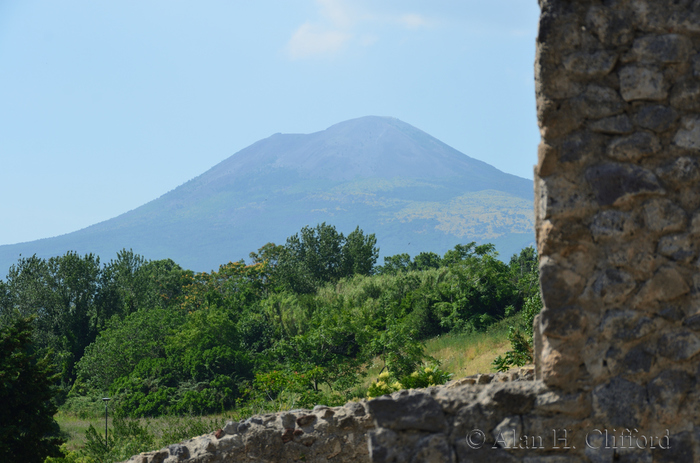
(0, 116, 534, 274)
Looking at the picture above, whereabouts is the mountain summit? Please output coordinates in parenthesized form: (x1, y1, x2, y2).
(211, 116, 525, 186)
(0, 116, 534, 273)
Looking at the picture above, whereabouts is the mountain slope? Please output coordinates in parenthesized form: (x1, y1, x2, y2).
(0, 116, 534, 274)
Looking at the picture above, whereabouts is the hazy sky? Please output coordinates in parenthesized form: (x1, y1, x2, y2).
(0, 0, 541, 246)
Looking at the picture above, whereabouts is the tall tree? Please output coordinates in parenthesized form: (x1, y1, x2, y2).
(98, 249, 148, 319)
(342, 226, 379, 276)
(0, 315, 63, 463)
(1, 252, 102, 388)
(99, 251, 189, 320)
(413, 251, 443, 271)
(278, 223, 378, 293)
(442, 242, 476, 265)
(376, 253, 412, 275)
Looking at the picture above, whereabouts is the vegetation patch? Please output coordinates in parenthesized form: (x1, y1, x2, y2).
(0, 222, 540, 462)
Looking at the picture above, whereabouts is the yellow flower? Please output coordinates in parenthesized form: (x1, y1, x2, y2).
(391, 381, 403, 390)
(375, 380, 386, 388)
(378, 371, 390, 381)
(428, 375, 434, 384)
(410, 371, 420, 378)
(424, 367, 433, 374)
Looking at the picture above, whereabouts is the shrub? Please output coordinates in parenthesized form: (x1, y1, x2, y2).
(366, 364, 452, 399)
(400, 364, 452, 389)
(366, 371, 403, 398)
(492, 292, 542, 372)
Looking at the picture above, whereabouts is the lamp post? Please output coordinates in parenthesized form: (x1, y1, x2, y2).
(102, 397, 110, 447)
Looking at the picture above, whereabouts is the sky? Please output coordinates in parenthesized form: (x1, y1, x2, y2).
(0, 0, 541, 246)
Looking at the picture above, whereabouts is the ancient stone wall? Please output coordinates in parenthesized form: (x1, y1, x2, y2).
(126, 1, 700, 461)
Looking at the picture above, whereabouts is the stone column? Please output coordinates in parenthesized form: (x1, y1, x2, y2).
(535, 0, 700, 437)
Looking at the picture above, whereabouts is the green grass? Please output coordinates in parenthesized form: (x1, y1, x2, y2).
(53, 411, 235, 462)
(54, 396, 110, 452)
(55, 413, 103, 452)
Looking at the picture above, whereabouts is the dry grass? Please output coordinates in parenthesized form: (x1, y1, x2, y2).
(360, 317, 514, 388)
(424, 318, 513, 379)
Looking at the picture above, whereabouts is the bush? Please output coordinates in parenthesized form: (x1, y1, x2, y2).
(366, 371, 403, 398)
(366, 364, 452, 399)
(492, 292, 542, 372)
(400, 364, 453, 389)
(59, 394, 107, 420)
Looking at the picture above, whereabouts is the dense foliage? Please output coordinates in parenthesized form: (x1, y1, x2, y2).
(0, 223, 540, 422)
(0, 315, 63, 463)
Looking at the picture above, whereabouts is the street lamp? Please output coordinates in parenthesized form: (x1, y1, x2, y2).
(102, 398, 111, 447)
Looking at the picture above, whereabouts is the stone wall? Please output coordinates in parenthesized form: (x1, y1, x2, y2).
(125, 1, 700, 461)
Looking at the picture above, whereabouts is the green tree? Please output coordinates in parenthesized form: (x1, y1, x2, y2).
(508, 246, 540, 302)
(0, 315, 63, 463)
(367, 318, 427, 379)
(99, 249, 148, 318)
(376, 253, 412, 275)
(413, 251, 443, 271)
(0, 255, 50, 323)
(268, 301, 367, 392)
(1, 250, 189, 400)
(110, 305, 252, 416)
(1, 252, 103, 390)
(76, 307, 186, 393)
(494, 247, 542, 371)
(98, 250, 190, 319)
(435, 245, 516, 333)
(277, 223, 378, 293)
(249, 242, 285, 269)
(341, 226, 379, 276)
(376, 247, 449, 274)
(291, 223, 345, 283)
(166, 306, 251, 384)
(442, 242, 476, 265)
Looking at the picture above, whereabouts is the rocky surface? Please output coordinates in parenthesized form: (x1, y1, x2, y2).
(124, 368, 540, 463)
(532, 0, 700, 460)
(126, 1, 700, 461)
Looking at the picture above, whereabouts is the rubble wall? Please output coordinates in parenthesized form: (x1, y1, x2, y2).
(126, 1, 700, 461)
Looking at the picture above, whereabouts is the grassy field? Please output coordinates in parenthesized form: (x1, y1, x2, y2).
(423, 316, 512, 378)
(55, 413, 98, 452)
(54, 411, 236, 461)
(54, 320, 513, 460)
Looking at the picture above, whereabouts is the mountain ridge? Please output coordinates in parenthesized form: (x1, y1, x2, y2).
(0, 116, 534, 274)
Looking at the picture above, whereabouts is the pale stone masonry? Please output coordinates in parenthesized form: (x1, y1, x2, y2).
(126, 1, 700, 461)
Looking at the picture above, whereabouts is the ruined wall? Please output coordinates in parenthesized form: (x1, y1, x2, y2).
(535, 0, 700, 395)
(534, 0, 700, 440)
(126, 1, 700, 461)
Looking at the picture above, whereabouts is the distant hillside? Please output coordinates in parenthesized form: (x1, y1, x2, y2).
(0, 116, 534, 274)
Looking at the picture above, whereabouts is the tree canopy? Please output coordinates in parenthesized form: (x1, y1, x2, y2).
(0, 315, 63, 463)
(262, 223, 378, 293)
(0, 223, 540, 419)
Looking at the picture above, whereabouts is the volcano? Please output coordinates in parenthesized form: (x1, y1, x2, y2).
(0, 116, 534, 274)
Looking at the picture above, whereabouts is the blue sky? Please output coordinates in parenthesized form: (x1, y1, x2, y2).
(0, 0, 540, 246)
